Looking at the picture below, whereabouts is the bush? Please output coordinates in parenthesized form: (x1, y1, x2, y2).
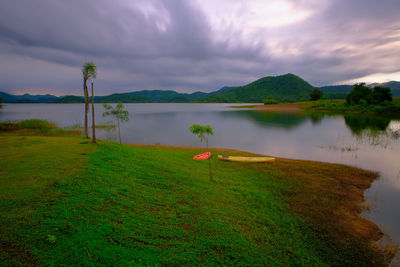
(0, 119, 80, 136)
(346, 83, 372, 105)
(371, 86, 392, 104)
(263, 97, 279, 105)
(18, 119, 55, 129)
(346, 83, 393, 106)
(309, 88, 324, 101)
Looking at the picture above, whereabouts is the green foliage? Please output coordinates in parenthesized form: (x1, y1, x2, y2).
(189, 124, 213, 143)
(18, 119, 55, 129)
(309, 88, 324, 101)
(262, 96, 279, 105)
(371, 86, 392, 104)
(0, 136, 388, 266)
(81, 62, 97, 81)
(346, 83, 372, 105)
(346, 83, 393, 106)
(102, 103, 130, 143)
(0, 119, 81, 136)
(102, 103, 129, 122)
(0, 95, 2, 104)
(307, 101, 400, 117)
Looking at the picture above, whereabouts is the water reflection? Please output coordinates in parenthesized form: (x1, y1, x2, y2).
(344, 114, 391, 135)
(222, 110, 309, 129)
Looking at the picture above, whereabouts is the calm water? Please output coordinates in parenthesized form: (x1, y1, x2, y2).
(1, 103, 399, 264)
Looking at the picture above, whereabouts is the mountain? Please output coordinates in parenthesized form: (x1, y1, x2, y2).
(4, 75, 397, 104)
(0, 74, 316, 103)
(48, 87, 239, 103)
(319, 85, 353, 99)
(51, 95, 84, 103)
(196, 74, 315, 103)
(0, 92, 58, 103)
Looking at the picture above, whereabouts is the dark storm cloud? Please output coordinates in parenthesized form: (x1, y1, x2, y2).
(0, 0, 399, 95)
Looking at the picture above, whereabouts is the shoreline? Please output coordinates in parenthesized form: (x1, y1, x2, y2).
(127, 143, 391, 249)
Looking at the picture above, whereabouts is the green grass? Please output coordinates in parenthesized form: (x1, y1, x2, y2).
(0, 119, 80, 136)
(0, 134, 392, 266)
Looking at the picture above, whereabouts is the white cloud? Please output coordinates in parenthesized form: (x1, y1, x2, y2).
(339, 71, 400, 85)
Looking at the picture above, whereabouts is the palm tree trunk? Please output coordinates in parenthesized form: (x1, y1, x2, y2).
(118, 118, 121, 144)
(91, 82, 96, 143)
(83, 80, 89, 139)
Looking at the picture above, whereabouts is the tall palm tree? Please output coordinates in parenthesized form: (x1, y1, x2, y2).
(82, 62, 97, 139)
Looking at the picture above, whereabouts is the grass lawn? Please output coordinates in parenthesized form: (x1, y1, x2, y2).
(0, 133, 394, 265)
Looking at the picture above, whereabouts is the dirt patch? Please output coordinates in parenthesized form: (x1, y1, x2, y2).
(254, 103, 312, 113)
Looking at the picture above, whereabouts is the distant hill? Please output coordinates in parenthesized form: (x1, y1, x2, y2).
(196, 74, 314, 103)
(368, 81, 400, 96)
(319, 85, 353, 99)
(0, 92, 58, 103)
(50, 95, 84, 103)
(3, 77, 398, 103)
(2, 87, 238, 103)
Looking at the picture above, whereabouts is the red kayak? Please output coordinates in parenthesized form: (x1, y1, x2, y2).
(193, 152, 211, 160)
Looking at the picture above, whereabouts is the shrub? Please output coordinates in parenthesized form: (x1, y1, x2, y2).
(309, 88, 324, 101)
(346, 83, 372, 105)
(371, 86, 392, 104)
(18, 119, 55, 129)
(263, 97, 279, 105)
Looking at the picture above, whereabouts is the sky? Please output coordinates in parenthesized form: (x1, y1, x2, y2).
(0, 0, 399, 96)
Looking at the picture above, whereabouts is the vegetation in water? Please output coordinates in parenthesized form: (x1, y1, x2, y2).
(0, 119, 80, 136)
(102, 103, 130, 143)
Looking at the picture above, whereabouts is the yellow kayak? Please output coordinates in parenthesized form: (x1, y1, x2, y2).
(218, 155, 275, 163)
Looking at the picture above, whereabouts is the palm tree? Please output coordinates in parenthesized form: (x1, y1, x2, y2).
(82, 62, 97, 139)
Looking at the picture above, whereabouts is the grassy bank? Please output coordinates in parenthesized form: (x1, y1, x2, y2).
(253, 98, 400, 117)
(0, 119, 81, 136)
(304, 98, 400, 116)
(0, 129, 395, 265)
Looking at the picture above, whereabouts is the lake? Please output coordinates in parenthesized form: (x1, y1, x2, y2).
(1, 103, 399, 264)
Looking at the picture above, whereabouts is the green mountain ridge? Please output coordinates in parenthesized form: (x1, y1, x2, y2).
(196, 74, 314, 103)
(2, 75, 399, 103)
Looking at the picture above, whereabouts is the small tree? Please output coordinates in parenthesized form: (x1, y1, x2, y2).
(102, 103, 129, 144)
(309, 88, 323, 101)
(189, 124, 214, 181)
